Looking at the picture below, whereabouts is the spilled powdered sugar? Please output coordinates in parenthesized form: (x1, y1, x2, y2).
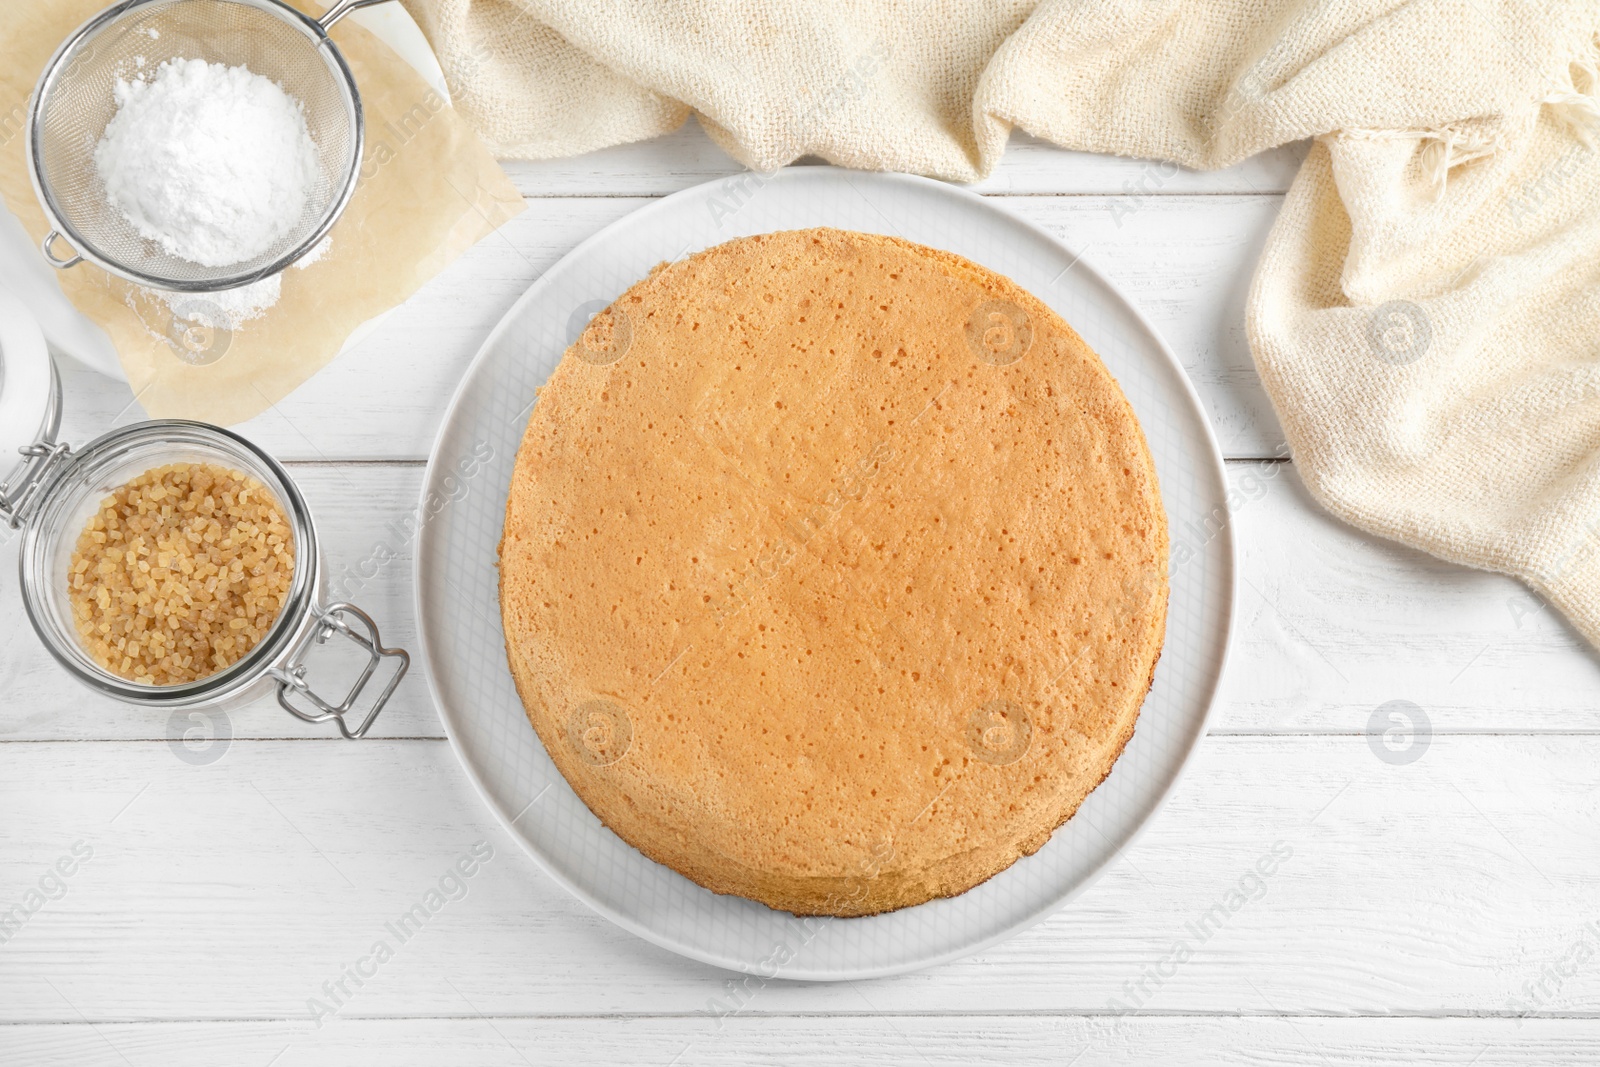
(140, 236, 330, 337)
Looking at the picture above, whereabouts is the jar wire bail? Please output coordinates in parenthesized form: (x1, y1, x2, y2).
(270, 601, 409, 739)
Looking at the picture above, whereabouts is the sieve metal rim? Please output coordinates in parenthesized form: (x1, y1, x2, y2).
(24, 0, 368, 294)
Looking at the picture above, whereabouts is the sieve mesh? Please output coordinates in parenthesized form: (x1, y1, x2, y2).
(31, 0, 360, 291)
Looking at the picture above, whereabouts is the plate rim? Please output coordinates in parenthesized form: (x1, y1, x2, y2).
(413, 165, 1238, 980)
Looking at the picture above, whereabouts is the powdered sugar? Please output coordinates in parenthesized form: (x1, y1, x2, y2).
(94, 58, 319, 267)
(156, 275, 281, 331)
(143, 232, 331, 335)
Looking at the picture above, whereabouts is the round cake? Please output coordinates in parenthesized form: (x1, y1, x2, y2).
(499, 228, 1168, 917)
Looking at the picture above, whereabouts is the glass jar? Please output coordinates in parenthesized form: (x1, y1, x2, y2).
(1, 419, 408, 737)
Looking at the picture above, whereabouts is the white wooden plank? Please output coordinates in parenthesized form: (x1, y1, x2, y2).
(1220, 463, 1600, 734)
(1, 1016, 1594, 1067)
(498, 122, 1309, 197)
(53, 194, 1286, 462)
(1, 733, 1597, 1019)
(6, 463, 1592, 742)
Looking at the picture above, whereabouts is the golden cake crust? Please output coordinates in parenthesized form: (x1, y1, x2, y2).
(499, 228, 1168, 917)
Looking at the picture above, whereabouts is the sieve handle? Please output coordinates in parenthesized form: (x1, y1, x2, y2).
(40, 231, 81, 270)
(317, 0, 393, 30)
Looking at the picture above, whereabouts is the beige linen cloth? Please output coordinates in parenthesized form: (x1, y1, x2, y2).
(409, 0, 1600, 648)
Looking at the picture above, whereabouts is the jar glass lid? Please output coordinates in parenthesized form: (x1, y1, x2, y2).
(0, 283, 59, 489)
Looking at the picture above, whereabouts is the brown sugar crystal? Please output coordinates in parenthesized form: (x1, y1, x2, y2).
(68, 462, 295, 684)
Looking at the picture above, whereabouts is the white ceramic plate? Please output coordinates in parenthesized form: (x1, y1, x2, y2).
(415, 167, 1235, 980)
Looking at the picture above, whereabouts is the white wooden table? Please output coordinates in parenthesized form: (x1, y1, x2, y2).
(5, 124, 1600, 1066)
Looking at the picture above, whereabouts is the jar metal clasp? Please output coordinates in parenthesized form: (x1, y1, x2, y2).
(0, 441, 72, 530)
(270, 602, 410, 740)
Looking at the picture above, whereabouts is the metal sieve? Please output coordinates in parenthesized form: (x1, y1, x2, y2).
(26, 0, 391, 293)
